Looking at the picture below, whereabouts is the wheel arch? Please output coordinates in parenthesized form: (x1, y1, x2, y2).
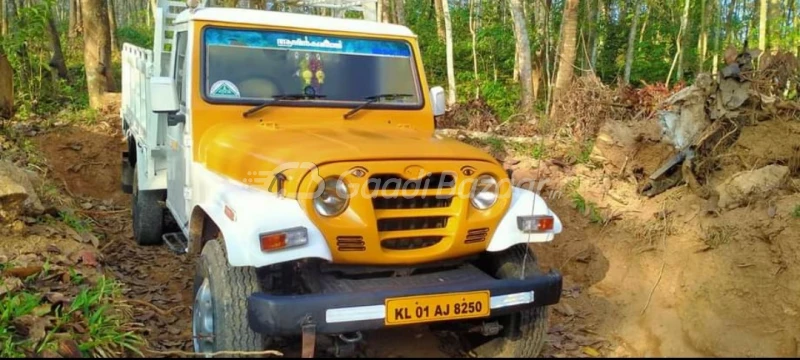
(188, 205, 221, 257)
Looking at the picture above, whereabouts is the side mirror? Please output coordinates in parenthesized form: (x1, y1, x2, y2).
(149, 77, 179, 114)
(430, 86, 446, 117)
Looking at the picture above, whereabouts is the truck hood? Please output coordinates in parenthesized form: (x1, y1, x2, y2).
(197, 121, 500, 196)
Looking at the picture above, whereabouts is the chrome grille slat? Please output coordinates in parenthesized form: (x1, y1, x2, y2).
(465, 228, 489, 244)
(337, 236, 366, 252)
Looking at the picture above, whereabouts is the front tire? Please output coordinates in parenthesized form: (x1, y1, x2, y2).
(192, 238, 266, 356)
(482, 245, 550, 358)
(131, 164, 165, 246)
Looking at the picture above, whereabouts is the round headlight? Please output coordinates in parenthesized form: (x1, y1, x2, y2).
(314, 177, 350, 217)
(470, 174, 499, 209)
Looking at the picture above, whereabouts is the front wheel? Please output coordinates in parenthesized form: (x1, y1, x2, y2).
(480, 245, 551, 358)
(192, 238, 266, 356)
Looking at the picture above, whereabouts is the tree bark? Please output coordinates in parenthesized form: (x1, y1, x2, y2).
(551, 0, 579, 115)
(393, 0, 405, 25)
(46, 14, 69, 80)
(1, 0, 8, 36)
(758, 0, 766, 51)
(0, 51, 12, 119)
(433, 0, 445, 40)
(469, 0, 479, 100)
(712, 0, 722, 74)
(442, 0, 456, 106)
(81, 0, 115, 109)
(697, 0, 708, 72)
(623, 0, 641, 85)
(108, 0, 118, 52)
(509, 0, 533, 115)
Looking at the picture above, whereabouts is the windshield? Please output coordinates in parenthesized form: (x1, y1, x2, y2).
(202, 27, 423, 108)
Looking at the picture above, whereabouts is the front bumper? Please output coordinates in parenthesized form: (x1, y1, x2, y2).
(246, 264, 563, 336)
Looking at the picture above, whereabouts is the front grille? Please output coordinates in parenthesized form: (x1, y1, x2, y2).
(372, 196, 452, 210)
(337, 236, 365, 252)
(368, 173, 455, 190)
(378, 216, 449, 231)
(465, 228, 489, 244)
(382, 236, 443, 250)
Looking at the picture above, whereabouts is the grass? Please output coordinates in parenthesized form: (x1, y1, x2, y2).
(0, 274, 144, 358)
(485, 136, 506, 154)
(58, 210, 93, 234)
(792, 204, 800, 218)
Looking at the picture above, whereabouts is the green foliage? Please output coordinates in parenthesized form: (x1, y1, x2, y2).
(792, 205, 800, 219)
(0, 274, 144, 358)
(116, 25, 155, 50)
(0, 0, 90, 116)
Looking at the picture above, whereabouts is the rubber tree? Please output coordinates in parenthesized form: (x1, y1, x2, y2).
(81, 0, 115, 109)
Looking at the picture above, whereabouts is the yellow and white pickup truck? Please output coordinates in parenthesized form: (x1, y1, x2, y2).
(120, 0, 564, 357)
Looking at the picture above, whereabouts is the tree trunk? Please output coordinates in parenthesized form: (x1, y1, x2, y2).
(108, 0, 118, 52)
(0, 51, 12, 119)
(1, 0, 7, 36)
(46, 14, 69, 80)
(590, 0, 601, 70)
(68, 0, 78, 38)
(725, 0, 737, 46)
(623, 0, 641, 85)
(509, 0, 533, 115)
(469, 0, 479, 100)
(758, 0, 766, 51)
(697, 0, 708, 72)
(551, 0, 579, 115)
(81, 0, 115, 109)
(434, 0, 445, 40)
(442, 0, 456, 106)
(712, 0, 721, 74)
(667, 0, 690, 85)
(393, 0, 405, 25)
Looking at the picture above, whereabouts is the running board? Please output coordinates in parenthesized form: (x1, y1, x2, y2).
(162, 232, 188, 255)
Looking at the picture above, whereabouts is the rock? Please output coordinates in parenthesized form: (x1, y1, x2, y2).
(716, 165, 790, 210)
(0, 160, 44, 221)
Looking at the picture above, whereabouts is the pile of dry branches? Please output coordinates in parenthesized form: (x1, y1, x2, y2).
(549, 75, 633, 142)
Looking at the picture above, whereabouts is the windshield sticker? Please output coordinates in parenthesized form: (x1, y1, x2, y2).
(209, 80, 241, 98)
(205, 28, 412, 58)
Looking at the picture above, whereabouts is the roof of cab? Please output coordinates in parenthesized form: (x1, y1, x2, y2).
(174, 7, 416, 38)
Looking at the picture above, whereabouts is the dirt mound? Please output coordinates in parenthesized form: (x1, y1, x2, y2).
(32, 122, 126, 205)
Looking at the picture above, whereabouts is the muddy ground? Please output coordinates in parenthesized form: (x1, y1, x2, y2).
(7, 96, 800, 358)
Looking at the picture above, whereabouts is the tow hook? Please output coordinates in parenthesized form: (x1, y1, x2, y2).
(301, 319, 316, 358)
(325, 332, 363, 358)
(470, 321, 503, 336)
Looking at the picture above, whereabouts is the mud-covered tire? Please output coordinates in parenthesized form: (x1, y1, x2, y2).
(483, 244, 550, 358)
(192, 239, 265, 356)
(131, 164, 164, 246)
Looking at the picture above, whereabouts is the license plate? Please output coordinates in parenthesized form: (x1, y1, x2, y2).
(385, 291, 490, 326)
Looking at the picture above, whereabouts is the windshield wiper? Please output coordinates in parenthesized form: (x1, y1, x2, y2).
(343, 93, 414, 120)
(243, 94, 327, 118)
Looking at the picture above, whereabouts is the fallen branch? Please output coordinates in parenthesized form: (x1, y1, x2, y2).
(143, 348, 283, 358)
(434, 129, 542, 144)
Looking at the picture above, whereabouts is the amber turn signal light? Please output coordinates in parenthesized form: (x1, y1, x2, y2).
(259, 227, 309, 252)
(517, 215, 555, 233)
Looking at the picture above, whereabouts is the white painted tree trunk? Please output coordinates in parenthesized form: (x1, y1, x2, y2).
(442, 0, 456, 106)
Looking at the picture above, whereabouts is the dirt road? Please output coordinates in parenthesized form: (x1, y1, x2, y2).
(27, 103, 800, 358)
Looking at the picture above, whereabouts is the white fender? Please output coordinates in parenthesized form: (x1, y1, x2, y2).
(486, 186, 563, 252)
(192, 167, 333, 268)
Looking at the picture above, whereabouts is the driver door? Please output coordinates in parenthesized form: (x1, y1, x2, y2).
(166, 31, 189, 229)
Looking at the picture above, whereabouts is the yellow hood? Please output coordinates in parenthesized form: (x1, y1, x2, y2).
(196, 120, 500, 197)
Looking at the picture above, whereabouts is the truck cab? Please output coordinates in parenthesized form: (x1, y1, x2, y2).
(120, 0, 564, 357)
